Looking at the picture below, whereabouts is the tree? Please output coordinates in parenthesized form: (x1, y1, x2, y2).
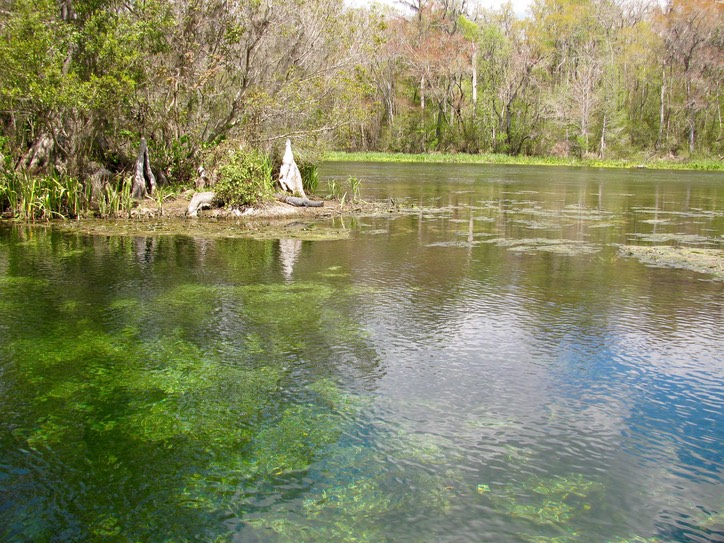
(656, 0, 723, 155)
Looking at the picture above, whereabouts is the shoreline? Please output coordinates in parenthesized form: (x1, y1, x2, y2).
(324, 151, 723, 171)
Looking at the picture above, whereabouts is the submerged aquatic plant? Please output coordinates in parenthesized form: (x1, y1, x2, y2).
(0, 256, 393, 542)
(482, 473, 602, 530)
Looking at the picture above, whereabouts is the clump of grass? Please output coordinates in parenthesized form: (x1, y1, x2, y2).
(298, 162, 319, 194)
(152, 185, 178, 216)
(327, 179, 341, 200)
(348, 176, 362, 203)
(1, 172, 86, 221)
(325, 177, 362, 205)
(97, 177, 134, 219)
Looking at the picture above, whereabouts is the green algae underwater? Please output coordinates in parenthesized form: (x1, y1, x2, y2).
(0, 217, 721, 542)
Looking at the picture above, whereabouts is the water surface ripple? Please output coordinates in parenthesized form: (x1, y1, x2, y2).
(0, 163, 722, 542)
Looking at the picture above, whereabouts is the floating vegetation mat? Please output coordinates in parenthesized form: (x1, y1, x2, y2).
(619, 245, 723, 280)
(50, 218, 351, 241)
(486, 238, 601, 256)
(627, 232, 721, 246)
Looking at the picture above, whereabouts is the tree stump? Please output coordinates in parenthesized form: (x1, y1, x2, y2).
(132, 137, 157, 199)
(278, 139, 306, 199)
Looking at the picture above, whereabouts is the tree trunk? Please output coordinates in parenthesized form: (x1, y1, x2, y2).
(132, 137, 156, 199)
(472, 45, 478, 117)
(278, 139, 306, 198)
(599, 113, 607, 159)
(23, 133, 55, 173)
(657, 69, 666, 150)
(420, 75, 426, 112)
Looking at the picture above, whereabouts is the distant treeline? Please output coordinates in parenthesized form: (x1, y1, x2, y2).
(0, 0, 721, 186)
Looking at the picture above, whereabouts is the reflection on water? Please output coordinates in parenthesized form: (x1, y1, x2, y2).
(0, 164, 722, 542)
(279, 238, 302, 281)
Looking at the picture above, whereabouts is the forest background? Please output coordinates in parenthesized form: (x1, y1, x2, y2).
(0, 0, 721, 214)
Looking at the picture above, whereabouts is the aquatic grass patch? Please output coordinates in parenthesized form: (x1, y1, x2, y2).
(224, 427, 464, 542)
(3, 321, 292, 540)
(246, 404, 344, 475)
(53, 215, 352, 241)
(5, 322, 285, 447)
(0, 275, 51, 291)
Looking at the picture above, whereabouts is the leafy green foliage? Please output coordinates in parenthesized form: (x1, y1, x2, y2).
(213, 149, 273, 208)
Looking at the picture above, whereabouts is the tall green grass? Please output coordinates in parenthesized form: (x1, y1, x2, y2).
(99, 176, 135, 218)
(299, 163, 319, 194)
(0, 172, 136, 221)
(325, 176, 363, 204)
(0, 172, 85, 220)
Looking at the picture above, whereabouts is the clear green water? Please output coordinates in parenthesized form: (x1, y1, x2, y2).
(1, 163, 722, 542)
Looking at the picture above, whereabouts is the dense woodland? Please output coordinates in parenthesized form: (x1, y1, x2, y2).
(0, 0, 722, 201)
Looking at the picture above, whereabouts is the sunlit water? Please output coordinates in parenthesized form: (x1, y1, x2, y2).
(1, 163, 722, 542)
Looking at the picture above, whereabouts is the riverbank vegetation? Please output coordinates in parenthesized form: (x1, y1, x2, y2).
(325, 152, 723, 170)
(0, 0, 721, 220)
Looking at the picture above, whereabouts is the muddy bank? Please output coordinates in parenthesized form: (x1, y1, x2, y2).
(45, 194, 399, 241)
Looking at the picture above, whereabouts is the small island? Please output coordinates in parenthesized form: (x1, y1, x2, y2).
(0, 2, 722, 543)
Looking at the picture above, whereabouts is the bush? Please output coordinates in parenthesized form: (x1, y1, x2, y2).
(214, 149, 274, 208)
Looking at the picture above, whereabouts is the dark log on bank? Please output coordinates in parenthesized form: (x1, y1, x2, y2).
(276, 194, 324, 207)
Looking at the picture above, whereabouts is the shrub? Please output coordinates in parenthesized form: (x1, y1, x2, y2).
(214, 149, 274, 208)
